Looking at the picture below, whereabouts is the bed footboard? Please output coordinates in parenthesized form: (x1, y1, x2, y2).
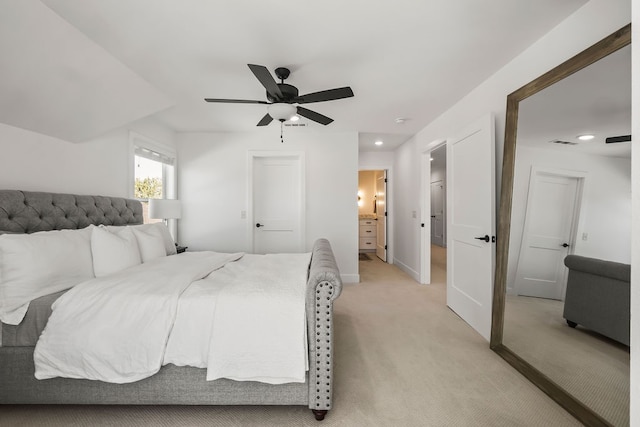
(306, 239, 343, 420)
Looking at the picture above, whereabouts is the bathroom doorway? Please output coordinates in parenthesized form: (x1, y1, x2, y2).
(358, 169, 387, 262)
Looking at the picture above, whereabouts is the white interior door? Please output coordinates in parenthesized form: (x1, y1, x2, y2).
(375, 170, 387, 261)
(515, 172, 581, 300)
(446, 114, 495, 341)
(430, 180, 445, 247)
(251, 154, 304, 254)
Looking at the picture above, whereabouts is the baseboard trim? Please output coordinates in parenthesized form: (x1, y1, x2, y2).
(393, 259, 420, 282)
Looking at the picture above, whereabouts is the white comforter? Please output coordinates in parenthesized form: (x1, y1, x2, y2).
(34, 251, 311, 385)
(34, 251, 242, 383)
(206, 252, 311, 384)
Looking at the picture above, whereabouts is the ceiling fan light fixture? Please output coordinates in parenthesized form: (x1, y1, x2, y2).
(268, 103, 297, 122)
(577, 134, 595, 141)
(290, 115, 299, 122)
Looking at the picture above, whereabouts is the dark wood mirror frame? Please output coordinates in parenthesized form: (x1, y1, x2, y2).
(490, 24, 630, 427)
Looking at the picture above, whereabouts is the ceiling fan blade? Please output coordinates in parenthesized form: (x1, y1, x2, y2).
(256, 113, 273, 127)
(204, 98, 269, 104)
(295, 87, 354, 104)
(605, 134, 631, 143)
(248, 64, 283, 100)
(296, 106, 333, 125)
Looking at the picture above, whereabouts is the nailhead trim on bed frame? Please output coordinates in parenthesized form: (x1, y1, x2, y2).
(313, 281, 335, 410)
(306, 239, 342, 417)
(0, 190, 143, 233)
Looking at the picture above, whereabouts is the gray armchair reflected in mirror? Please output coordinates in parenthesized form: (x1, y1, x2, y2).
(491, 25, 631, 427)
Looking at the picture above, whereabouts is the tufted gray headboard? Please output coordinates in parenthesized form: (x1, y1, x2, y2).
(0, 190, 143, 234)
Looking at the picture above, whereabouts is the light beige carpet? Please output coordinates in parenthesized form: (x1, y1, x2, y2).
(0, 249, 581, 426)
(504, 294, 629, 426)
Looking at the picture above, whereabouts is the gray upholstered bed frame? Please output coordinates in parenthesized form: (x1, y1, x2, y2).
(0, 190, 342, 421)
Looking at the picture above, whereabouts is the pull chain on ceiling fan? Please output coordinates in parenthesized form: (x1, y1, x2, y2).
(204, 64, 354, 127)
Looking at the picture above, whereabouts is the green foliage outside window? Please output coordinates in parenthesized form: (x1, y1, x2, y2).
(135, 177, 162, 199)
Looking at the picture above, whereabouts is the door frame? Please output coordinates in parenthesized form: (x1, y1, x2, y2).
(247, 150, 306, 253)
(513, 166, 586, 299)
(420, 140, 446, 285)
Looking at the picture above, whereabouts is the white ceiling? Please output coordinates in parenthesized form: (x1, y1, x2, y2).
(518, 44, 631, 158)
(1, 0, 589, 148)
(0, 0, 172, 142)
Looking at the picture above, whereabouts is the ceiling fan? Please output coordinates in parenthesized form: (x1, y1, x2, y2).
(204, 64, 354, 126)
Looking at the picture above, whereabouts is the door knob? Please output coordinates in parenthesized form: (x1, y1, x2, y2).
(561, 243, 570, 248)
(256, 223, 263, 228)
(474, 235, 490, 243)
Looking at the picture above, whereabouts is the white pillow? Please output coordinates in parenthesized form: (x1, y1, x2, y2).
(107, 223, 176, 255)
(147, 223, 177, 255)
(0, 227, 94, 325)
(91, 226, 142, 278)
(131, 225, 167, 263)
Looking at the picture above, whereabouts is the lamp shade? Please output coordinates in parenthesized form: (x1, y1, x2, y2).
(149, 199, 182, 220)
(268, 103, 297, 121)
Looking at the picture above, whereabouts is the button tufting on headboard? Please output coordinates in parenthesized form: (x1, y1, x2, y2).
(0, 190, 143, 234)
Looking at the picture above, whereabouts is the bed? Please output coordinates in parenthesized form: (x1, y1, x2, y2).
(0, 190, 342, 421)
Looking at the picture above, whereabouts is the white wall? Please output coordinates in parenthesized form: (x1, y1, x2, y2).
(177, 128, 359, 283)
(506, 146, 631, 293)
(630, 1, 639, 424)
(358, 151, 394, 170)
(431, 161, 445, 183)
(393, 136, 421, 280)
(392, 0, 631, 286)
(0, 117, 175, 197)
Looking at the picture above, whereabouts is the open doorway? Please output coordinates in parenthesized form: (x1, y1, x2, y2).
(430, 145, 447, 285)
(421, 143, 447, 284)
(430, 145, 447, 248)
(358, 170, 387, 262)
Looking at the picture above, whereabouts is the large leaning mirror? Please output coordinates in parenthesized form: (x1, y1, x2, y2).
(491, 24, 631, 427)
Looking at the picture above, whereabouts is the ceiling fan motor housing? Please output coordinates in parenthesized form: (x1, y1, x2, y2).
(274, 67, 290, 81)
(268, 83, 298, 103)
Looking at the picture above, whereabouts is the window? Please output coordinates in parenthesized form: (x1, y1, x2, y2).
(130, 132, 176, 224)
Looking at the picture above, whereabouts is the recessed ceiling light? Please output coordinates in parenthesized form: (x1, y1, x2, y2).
(577, 134, 595, 141)
(374, 140, 383, 146)
(395, 118, 407, 124)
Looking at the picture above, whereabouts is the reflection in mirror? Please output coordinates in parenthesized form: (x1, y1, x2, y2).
(491, 25, 630, 427)
(506, 44, 630, 426)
